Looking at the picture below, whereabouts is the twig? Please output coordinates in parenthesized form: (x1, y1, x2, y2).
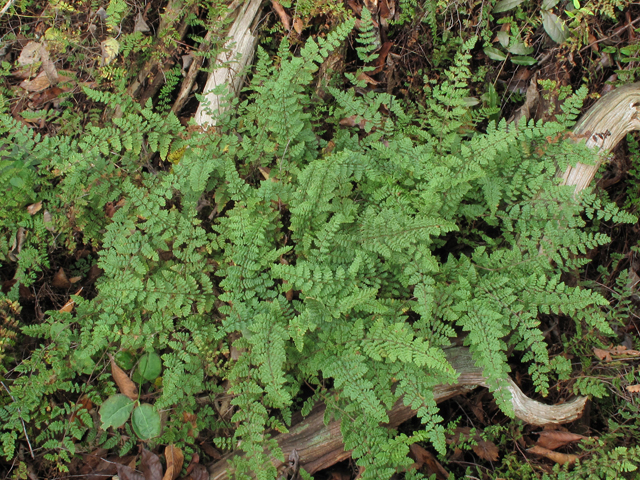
(580, 16, 640, 53)
(0, 0, 15, 17)
(1, 381, 34, 459)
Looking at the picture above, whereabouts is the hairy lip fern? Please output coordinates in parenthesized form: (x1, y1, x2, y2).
(0, 13, 635, 479)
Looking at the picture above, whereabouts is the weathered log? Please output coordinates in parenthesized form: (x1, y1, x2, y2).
(208, 347, 587, 479)
(560, 82, 640, 193)
(194, 0, 262, 126)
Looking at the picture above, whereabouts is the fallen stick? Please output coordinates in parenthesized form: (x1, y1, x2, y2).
(208, 347, 587, 479)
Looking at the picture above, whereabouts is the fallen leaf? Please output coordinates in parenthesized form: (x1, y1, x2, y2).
(357, 72, 380, 85)
(20, 71, 51, 92)
(95, 7, 107, 21)
(182, 54, 194, 71)
(200, 443, 221, 460)
(69, 276, 82, 284)
(39, 43, 58, 85)
(293, 17, 303, 34)
(373, 41, 393, 74)
(163, 445, 184, 480)
(627, 384, 640, 393)
(9, 227, 27, 261)
(610, 345, 640, 356)
(473, 439, 499, 462)
(59, 288, 82, 313)
(109, 353, 138, 400)
(536, 431, 586, 450)
(593, 347, 612, 362)
(27, 201, 42, 215)
(52, 267, 71, 289)
(117, 463, 145, 480)
(18, 41, 41, 65)
(140, 449, 163, 480)
(271, 0, 291, 31)
(188, 464, 208, 480)
(379, 0, 391, 18)
(100, 38, 120, 66)
(86, 264, 104, 284)
(339, 115, 369, 129)
(527, 445, 579, 465)
(134, 13, 150, 33)
(31, 86, 64, 108)
(43, 211, 55, 232)
(409, 444, 449, 480)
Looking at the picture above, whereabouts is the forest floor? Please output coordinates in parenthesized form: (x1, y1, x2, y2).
(2, 0, 640, 478)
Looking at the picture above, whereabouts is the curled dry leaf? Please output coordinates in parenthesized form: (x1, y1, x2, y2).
(59, 288, 83, 313)
(109, 353, 138, 400)
(271, 0, 291, 31)
(134, 13, 150, 33)
(357, 72, 380, 85)
(20, 71, 51, 92)
(473, 439, 499, 462)
(593, 347, 612, 362)
(293, 17, 303, 34)
(163, 445, 184, 480)
(627, 384, 640, 393)
(140, 448, 163, 480)
(18, 41, 41, 65)
(409, 443, 449, 480)
(536, 431, 586, 450)
(43, 211, 55, 232)
(52, 267, 71, 289)
(527, 445, 579, 465)
(27, 201, 42, 215)
(39, 43, 58, 85)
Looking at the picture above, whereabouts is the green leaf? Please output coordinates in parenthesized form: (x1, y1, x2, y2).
(99, 394, 135, 429)
(492, 0, 524, 13)
(511, 55, 538, 65)
(507, 42, 534, 55)
(137, 353, 162, 381)
(497, 31, 510, 48)
(541, 0, 560, 9)
(542, 10, 569, 44)
(115, 351, 135, 370)
(131, 404, 162, 440)
(484, 46, 507, 61)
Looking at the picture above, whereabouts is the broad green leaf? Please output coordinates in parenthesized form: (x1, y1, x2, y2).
(511, 56, 538, 65)
(542, 11, 569, 44)
(484, 46, 507, 61)
(541, 0, 560, 9)
(137, 352, 162, 381)
(493, 0, 524, 13)
(131, 404, 162, 440)
(115, 351, 135, 370)
(99, 394, 135, 429)
(507, 42, 534, 55)
(497, 31, 510, 48)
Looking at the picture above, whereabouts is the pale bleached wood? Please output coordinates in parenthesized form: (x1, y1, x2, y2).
(194, 0, 262, 126)
(561, 82, 640, 193)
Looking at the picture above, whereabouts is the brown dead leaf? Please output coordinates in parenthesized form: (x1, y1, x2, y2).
(339, 115, 369, 130)
(69, 394, 93, 426)
(86, 264, 104, 284)
(271, 0, 291, 31)
(141, 449, 163, 480)
(200, 443, 221, 460)
(163, 444, 184, 480)
(59, 288, 82, 313)
(43, 211, 55, 232)
(347, 0, 362, 15)
(27, 201, 42, 215)
(188, 464, 208, 480)
(31, 86, 64, 108)
(20, 71, 51, 92)
(473, 439, 499, 462)
(527, 445, 579, 465)
(293, 17, 303, 34)
(18, 41, 42, 65)
(627, 384, 640, 393)
(379, 0, 391, 18)
(373, 41, 393, 74)
(536, 431, 586, 450)
(109, 353, 138, 400)
(52, 267, 71, 289)
(134, 13, 151, 33)
(593, 347, 612, 362)
(117, 463, 145, 480)
(39, 43, 58, 85)
(409, 444, 449, 480)
(610, 345, 640, 356)
(69, 276, 82, 284)
(357, 72, 380, 85)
